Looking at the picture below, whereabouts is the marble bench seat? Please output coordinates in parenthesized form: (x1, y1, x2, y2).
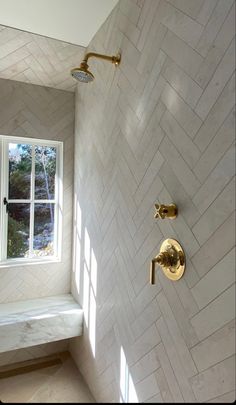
(0, 294, 83, 353)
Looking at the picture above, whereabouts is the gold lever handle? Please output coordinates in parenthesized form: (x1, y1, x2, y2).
(150, 258, 157, 285)
(150, 253, 171, 284)
(150, 239, 185, 284)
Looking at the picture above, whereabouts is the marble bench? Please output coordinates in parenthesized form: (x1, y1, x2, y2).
(0, 294, 83, 353)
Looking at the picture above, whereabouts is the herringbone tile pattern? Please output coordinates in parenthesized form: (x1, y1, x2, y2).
(0, 25, 85, 92)
(70, 0, 235, 402)
(0, 78, 74, 304)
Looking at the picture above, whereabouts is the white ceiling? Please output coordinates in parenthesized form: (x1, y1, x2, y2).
(0, 0, 118, 47)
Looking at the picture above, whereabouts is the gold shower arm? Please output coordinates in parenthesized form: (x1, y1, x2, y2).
(83, 52, 121, 66)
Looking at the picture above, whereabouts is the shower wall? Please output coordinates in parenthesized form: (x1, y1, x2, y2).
(0, 78, 74, 303)
(71, 0, 235, 402)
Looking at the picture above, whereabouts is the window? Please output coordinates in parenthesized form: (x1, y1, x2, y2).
(0, 135, 63, 264)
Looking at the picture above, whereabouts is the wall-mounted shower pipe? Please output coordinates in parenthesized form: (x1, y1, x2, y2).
(71, 51, 121, 83)
(82, 52, 121, 66)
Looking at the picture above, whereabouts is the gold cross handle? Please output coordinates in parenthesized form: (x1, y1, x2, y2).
(154, 204, 178, 219)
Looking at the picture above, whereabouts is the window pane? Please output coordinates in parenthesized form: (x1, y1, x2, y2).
(7, 203, 30, 258)
(33, 203, 54, 256)
(8, 143, 32, 199)
(35, 146, 56, 199)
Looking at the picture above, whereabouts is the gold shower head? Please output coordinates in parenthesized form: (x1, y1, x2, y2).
(71, 61, 94, 83)
(70, 52, 121, 83)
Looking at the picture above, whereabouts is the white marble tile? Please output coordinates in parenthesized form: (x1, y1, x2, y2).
(191, 320, 235, 372)
(156, 0, 204, 48)
(207, 390, 236, 403)
(136, 373, 160, 402)
(130, 346, 161, 384)
(195, 39, 235, 120)
(159, 136, 201, 198)
(156, 317, 196, 402)
(160, 109, 200, 168)
(191, 248, 235, 310)
(157, 291, 197, 377)
(161, 29, 203, 80)
(191, 285, 235, 341)
(161, 82, 202, 138)
(168, 0, 205, 20)
(194, 108, 235, 183)
(192, 212, 235, 278)
(192, 177, 235, 245)
(154, 367, 173, 403)
(155, 342, 184, 402)
(161, 57, 203, 108)
(196, 0, 234, 57)
(190, 356, 235, 402)
(196, 0, 217, 26)
(193, 145, 235, 214)
(195, 2, 235, 89)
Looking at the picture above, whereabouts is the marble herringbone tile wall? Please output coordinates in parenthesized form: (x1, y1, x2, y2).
(0, 78, 74, 304)
(0, 25, 85, 92)
(70, 0, 235, 402)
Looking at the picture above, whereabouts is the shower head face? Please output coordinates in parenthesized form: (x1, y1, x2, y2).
(71, 64, 94, 83)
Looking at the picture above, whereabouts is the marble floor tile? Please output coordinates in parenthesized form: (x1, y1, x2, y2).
(0, 354, 95, 403)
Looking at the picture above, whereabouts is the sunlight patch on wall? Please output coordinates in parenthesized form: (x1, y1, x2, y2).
(76, 198, 82, 240)
(83, 229, 97, 357)
(73, 196, 82, 295)
(73, 195, 98, 357)
(75, 237, 81, 293)
(120, 346, 139, 403)
(91, 249, 97, 295)
(89, 285, 97, 356)
(89, 248, 97, 356)
(84, 228, 91, 269)
(83, 262, 90, 327)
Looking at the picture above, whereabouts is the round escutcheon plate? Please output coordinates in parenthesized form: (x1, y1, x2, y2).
(160, 238, 185, 281)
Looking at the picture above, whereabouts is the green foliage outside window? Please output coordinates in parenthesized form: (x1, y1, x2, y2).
(7, 144, 56, 259)
(7, 216, 25, 258)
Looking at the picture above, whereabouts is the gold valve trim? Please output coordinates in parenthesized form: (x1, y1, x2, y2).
(150, 239, 185, 284)
(154, 203, 178, 219)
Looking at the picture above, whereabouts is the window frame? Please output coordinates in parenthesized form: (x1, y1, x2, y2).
(0, 135, 63, 266)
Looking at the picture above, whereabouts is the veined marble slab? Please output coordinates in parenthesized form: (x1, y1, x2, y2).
(0, 294, 83, 353)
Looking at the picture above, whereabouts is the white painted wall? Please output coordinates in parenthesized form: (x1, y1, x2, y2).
(0, 0, 118, 46)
